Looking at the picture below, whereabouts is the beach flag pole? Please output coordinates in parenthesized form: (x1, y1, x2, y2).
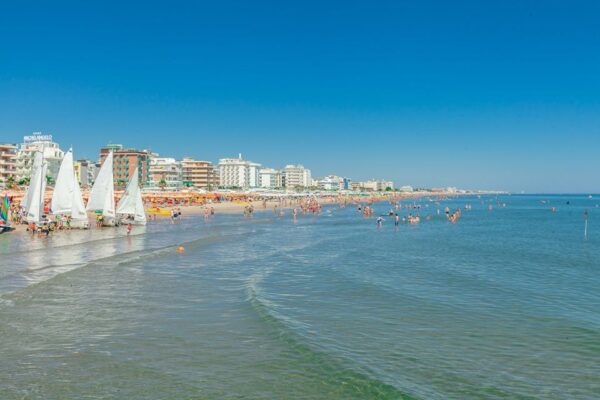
(584, 209, 588, 240)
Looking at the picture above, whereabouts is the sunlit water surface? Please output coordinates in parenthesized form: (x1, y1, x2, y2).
(1, 195, 599, 399)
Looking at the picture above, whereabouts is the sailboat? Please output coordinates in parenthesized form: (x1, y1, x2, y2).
(116, 167, 147, 225)
(0, 194, 14, 234)
(24, 151, 48, 224)
(86, 151, 116, 226)
(51, 148, 89, 229)
(20, 151, 43, 212)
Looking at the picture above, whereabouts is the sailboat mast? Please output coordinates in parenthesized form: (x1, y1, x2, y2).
(38, 143, 46, 220)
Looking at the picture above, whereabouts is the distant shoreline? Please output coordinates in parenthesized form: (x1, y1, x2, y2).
(3, 190, 476, 233)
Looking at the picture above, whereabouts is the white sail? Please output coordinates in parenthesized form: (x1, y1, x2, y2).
(116, 168, 138, 215)
(51, 148, 88, 222)
(87, 152, 115, 214)
(21, 151, 43, 210)
(117, 168, 146, 225)
(103, 178, 115, 219)
(134, 189, 147, 224)
(51, 149, 75, 214)
(25, 161, 47, 223)
(71, 177, 88, 221)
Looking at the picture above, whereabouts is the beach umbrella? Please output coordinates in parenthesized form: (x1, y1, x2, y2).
(1, 194, 9, 222)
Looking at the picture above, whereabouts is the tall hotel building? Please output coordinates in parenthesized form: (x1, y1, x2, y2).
(15, 133, 65, 180)
(217, 154, 261, 189)
(283, 164, 311, 188)
(181, 158, 217, 189)
(99, 144, 150, 187)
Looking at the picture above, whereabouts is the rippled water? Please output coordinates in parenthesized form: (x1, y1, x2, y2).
(1, 195, 599, 399)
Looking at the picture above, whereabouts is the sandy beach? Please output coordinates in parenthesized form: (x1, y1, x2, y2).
(3, 189, 472, 233)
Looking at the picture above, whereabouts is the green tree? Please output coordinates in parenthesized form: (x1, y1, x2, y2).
(385, 186, 392, 192)
(19, 177, 31, 186)
(6, 176, 15, 189)
(159, 179, 167, 191)
(46, 175, 54, 186)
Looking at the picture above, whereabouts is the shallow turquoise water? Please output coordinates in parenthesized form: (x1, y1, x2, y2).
(1, 195, 599, 399)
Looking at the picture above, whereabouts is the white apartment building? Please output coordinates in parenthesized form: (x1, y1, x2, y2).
(315, 175, 344, 191)
(283, 164, 311, 188)
(360, 180, 395, 191)
(259, 168, 282, 189)
(248, 162, 261, 188)
(15, 133, 65, 181)
(218, 154, 261, 189)
(148, 156, 183, 189)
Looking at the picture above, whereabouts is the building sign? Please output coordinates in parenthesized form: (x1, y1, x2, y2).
(24, 133, 53, 143)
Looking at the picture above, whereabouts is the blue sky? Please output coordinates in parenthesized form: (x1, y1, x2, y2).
(1, 0, 599, 192)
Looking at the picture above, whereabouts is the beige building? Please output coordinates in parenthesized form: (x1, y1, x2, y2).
(0, 144, 17, 185)
(359, 180, 395, 191)
(181, 158, 217, 189)
(148, 156, 182, 189)
(283, 164, 311, 188)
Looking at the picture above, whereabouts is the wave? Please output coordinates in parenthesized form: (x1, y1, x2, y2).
(246, 264, 417, 400)
(0, 230, 251, 303)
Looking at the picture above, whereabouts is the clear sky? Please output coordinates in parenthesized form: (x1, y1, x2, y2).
(1, 0, 599, 193)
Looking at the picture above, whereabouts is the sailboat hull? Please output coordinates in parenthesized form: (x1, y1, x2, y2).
(102, 217, 116, 227)
(70, 220, 90, 229)
(117, 216, 146, 226)
(0, 224, 15, 234)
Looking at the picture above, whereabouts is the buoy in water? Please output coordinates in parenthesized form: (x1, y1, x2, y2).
(176, 246, 185, 253)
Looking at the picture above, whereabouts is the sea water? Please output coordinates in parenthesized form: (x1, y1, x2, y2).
(0, 195, 599, 399)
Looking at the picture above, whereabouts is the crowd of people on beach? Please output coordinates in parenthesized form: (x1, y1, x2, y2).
(2, 189, 477, 240)
(5, 203, 81, 235)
